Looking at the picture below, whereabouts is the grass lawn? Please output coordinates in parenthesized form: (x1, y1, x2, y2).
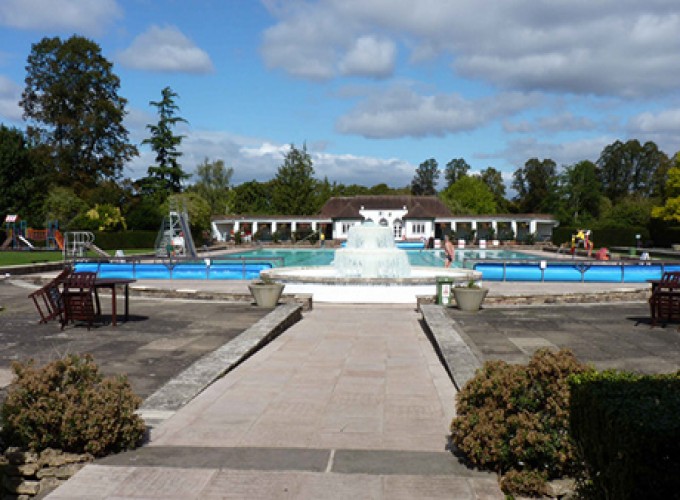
(0, 249, 154, 266)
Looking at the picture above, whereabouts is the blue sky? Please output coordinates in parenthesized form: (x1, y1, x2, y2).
(1, 0, 680, 191)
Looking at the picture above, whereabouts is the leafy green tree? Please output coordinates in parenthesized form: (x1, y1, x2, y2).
(141, 86, 188, 195)
(444, 158, 470, 188)
(512, 158, 559, 213)
(188, 158, 233, 215)
(596, 139, 669, 202)
(440, 175, 498, 215)
(0, 125, 49, 225)
(411, 158, 440, 195)
(331, 183, 370, 197)
(599, 195, 653, 227)
(652, 153, 680, 222)
(20, 35, 137, 192)
(559, 160, 602, 225)
(164, 192, 211, 235)
(479, 166, 507, 211)
(232, 180, 274, 214)
(124, 196, 164, 230)
(42, 187, 89, 229)
(70, 204, 127, 232)
(271, 144, 319, 215)
(369, 183, 410, 195)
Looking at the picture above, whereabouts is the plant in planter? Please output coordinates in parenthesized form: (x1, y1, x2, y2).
(248, 275, 285, 307)
(452, 279, 488, 311)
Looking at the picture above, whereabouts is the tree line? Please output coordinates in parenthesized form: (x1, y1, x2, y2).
(2, 34, 680, 240)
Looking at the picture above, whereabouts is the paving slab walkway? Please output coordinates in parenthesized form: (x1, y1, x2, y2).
(47, 305, 501, 499)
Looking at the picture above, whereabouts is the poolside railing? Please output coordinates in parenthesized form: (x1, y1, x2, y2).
(464, 258, 680, 283)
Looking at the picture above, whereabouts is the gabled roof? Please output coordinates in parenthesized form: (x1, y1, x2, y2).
(319, 196, 452, 219)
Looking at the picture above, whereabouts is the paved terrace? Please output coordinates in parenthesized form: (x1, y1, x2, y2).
(0, 272, 673, 499)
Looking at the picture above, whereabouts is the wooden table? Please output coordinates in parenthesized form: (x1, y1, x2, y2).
(93, 278, 136, 327)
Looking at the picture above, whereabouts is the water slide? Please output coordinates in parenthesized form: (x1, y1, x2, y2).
(85, 242, 111, 258)
(178, 212, 197, 258)
(17, 235, 35, 249)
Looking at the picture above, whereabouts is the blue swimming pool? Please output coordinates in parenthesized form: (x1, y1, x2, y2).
(219, 248, 539, 267)
(72, 248, 680, 283)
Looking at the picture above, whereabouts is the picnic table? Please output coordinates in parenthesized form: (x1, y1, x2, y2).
(94, 278, 136, 327)
(30, 271, 136, 328)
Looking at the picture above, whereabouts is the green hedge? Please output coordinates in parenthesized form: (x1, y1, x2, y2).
(552, 226, 649, 247)
(90, 231, 157, 250)
(648, 219, 680, 247)
(569, 371, 680, 499)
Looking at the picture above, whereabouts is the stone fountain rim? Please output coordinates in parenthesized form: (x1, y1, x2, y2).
(261, 266, 480, 285)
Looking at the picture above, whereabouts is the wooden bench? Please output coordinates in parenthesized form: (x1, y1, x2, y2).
(648, 271, 680, 327)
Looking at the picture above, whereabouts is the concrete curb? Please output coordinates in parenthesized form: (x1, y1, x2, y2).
(421, 304, 482, 390)
(139, 303, 303, 422)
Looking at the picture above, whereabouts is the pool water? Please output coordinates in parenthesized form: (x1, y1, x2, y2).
(219, 248, 539, 268)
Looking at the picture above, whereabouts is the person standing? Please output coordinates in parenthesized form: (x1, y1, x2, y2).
(444, 235, 455, 268)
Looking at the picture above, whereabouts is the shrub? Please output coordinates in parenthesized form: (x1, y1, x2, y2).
(1, 354, 146, 457)
(450, 349, 590, 494)
(499, 469, 548, 496)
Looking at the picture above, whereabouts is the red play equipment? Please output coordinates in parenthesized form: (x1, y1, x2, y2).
(2, 215, 63, 250)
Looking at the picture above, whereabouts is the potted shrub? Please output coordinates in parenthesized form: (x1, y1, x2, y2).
(248, 275, 285, 307)
(452, 279, 488, 311)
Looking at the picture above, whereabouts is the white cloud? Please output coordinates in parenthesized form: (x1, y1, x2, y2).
(0, 75, 22, 122)
(625, 108, 680, 155)
(0, 0, 121, 36)
(128, 128, 413, 188)
(336, 86, 538, 138)
(261, 0, 680, 97)
(628, 108, 680, 134)
(118, 25, 214, 74)
(488, 136, 614, 171)
(339, 36, 396, 78)
(505, 112, 597, 134)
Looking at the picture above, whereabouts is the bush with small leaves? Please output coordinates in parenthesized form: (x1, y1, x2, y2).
(450, 349, 590, 495)
(1, 354, 146, 457)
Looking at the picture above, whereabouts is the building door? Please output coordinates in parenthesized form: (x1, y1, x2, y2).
(393, 219, 403, 239)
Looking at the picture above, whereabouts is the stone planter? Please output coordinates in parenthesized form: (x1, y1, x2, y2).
(452, 287, 488, 311)
(248, 282, 285, 307)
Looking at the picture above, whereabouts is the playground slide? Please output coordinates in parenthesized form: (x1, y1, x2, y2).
(55, 230, 64, 250)
(17, 235, 35, 249)
(1, 236, 10, 249)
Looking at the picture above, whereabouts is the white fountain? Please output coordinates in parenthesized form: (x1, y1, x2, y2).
(263, 222, 478, 303)
(333, 222, 411, 278)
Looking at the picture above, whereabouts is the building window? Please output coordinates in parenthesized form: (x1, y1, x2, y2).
(341, 223, 353, 234)
(412, 223, 425, 235)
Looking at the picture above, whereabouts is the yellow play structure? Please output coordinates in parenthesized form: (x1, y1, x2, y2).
(571, 229, 593, 257)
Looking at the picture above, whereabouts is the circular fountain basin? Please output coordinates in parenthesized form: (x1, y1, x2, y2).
(262, 266, 480, 304)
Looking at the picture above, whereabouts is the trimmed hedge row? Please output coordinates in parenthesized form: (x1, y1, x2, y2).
(570, 371, 680, 499)
(90, 231, 157, 250)
(552, 226, 650, 247)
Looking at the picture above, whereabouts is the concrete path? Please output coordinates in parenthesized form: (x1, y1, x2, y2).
(47, 305, 501, 499)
